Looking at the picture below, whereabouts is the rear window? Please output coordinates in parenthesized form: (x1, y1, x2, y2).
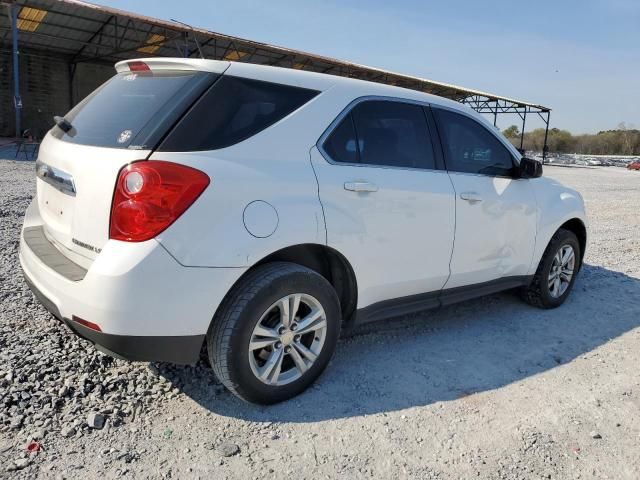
(158, 76, 320, 151)
(51, 70, 215, 149)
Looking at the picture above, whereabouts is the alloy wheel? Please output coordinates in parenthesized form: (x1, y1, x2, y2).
(248, 294, 327, 386)
(548, 244, 575, 298)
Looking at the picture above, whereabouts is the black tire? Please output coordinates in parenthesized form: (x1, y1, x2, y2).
(207, 262, 341, 404)
(522, 228, 581, 309)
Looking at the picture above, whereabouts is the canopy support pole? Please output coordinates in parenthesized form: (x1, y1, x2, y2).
(9, 2, 22, 137)
(542, 111, 551, 164)
(520, 109, 526, 151)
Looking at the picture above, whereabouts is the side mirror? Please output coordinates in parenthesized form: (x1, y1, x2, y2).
(518, 157, 543, 178)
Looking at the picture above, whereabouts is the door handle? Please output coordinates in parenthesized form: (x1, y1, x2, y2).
(344, 181, 378, 193)
(460, 192, 483, 203)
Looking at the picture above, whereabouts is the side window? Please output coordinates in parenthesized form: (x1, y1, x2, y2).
(159, 76, 319, 151)
(434, 108, 514, 176)
(322, 113, 359, 164)
(322, 100, 436, 169)
(352, 101, 435, 169)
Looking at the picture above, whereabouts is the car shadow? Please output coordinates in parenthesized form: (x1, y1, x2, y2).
(157, 264, 640, 422)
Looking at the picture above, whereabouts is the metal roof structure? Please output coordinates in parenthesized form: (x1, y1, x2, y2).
(1, 0, 551, 153)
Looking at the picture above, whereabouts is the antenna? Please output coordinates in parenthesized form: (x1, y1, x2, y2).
(170, 18, 204, 59)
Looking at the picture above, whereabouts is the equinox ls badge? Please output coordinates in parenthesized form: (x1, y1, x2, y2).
(72, 238, 101, 254)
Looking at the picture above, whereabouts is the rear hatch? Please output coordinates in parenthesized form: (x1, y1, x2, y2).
(35, 59, 227, 268)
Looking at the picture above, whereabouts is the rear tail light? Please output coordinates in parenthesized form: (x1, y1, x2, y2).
(110, 161, 210, 242)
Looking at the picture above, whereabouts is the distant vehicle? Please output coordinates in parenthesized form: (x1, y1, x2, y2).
(628, 161, 640, 171)
(20, 58, 588, 404)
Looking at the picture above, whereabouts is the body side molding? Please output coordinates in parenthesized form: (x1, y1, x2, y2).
(355, 275, 533, 325)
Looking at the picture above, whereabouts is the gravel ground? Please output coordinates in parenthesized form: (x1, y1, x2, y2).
(1, 161, 639, 479)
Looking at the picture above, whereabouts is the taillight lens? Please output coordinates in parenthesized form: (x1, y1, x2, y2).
(110, 161, 210, 242)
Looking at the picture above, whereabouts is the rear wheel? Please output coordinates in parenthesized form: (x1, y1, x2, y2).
(522, 228, 581, 309)
(207, 262, 341, 404)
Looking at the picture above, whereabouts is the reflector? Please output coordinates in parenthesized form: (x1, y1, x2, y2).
(71, 316, 102, 332)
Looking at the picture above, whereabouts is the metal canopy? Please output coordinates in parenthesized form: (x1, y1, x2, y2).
(0, 0, 551, 155)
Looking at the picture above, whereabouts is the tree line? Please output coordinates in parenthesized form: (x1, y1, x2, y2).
(502, 123, 640, 156)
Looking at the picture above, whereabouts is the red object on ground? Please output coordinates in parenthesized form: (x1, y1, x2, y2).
(627, 161, 640, 171)
(26, 441, 42, 454)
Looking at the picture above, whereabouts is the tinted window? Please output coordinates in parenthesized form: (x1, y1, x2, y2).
(434, 108, 514, 176)
(51, 71, 213, 149)
(351, 101, 435, 169)
(322, 114, 359, 164)
(322, 100, 436, 169)
(160, 76, 319, 151)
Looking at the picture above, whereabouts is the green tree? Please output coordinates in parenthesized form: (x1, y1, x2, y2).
(502, 125, 520, 138)
(515, 126, 640, 155)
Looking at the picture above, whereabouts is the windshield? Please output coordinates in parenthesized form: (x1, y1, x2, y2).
(51, 70, 216, 149)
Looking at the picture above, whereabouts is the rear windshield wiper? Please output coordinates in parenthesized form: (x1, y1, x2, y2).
(53, 116, 76, 136)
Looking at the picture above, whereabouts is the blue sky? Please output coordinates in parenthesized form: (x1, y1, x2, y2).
(99, 0, 639, 133)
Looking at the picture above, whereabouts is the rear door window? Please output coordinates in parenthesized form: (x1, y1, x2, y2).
(322, 114, 359, 164)
(51, 71, 215, 149)
(322, 100, 436, 170)
(159, 76, 320, 151)
(352, 101, 435, 169)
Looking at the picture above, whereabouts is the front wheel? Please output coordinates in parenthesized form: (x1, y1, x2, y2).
(207, 262, 341, 404)
(522, 228, 581, 309)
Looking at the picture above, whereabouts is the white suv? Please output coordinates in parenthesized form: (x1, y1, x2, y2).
(20, 58, 587, 404)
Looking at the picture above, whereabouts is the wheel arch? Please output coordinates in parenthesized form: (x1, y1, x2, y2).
(559, 217, 587, 264)
(254, 244, 358, 324)
(210, 243, 358, 331)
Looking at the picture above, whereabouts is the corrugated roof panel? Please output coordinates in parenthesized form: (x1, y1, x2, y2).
(0, 0, 549, 111)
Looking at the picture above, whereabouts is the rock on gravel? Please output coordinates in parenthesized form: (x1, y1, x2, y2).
(86, 412, 106, 429)
(60, 426, 76, 438)
(216, 442, 240, 457)
(7, 457, 31, 471)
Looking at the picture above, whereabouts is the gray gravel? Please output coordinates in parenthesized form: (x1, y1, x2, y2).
(1, 160, 639, 479)
(0, 160, 220, 477)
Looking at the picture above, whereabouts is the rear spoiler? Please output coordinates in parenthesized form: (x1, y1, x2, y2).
(115, 57, 230, 74)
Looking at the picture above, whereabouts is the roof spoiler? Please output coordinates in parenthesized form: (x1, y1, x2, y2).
(115, 58, 230, 74)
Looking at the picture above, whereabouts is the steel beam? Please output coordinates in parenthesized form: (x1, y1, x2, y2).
(71, 15, 114, 63)
(75, 32, 182, 63)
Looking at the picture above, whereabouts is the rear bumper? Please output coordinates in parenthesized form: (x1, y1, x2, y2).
(20, 198, 246, 364)
(22, 272, 204, 364)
